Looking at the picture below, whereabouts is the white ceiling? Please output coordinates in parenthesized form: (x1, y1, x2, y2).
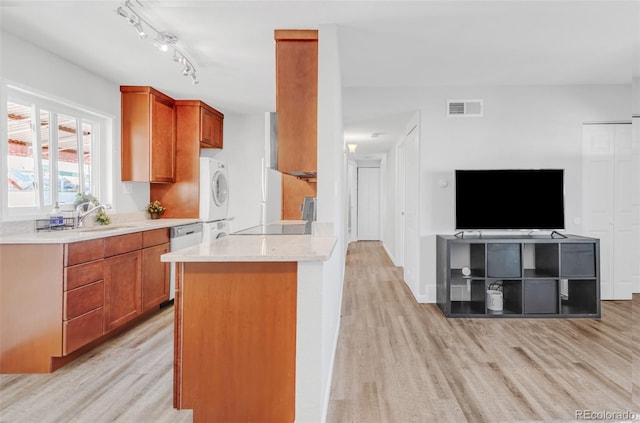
(1, 0, 638, 159)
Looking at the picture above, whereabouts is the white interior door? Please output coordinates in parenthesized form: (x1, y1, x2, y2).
(582, 123, 637, 300)
(357, 167, 380, 240)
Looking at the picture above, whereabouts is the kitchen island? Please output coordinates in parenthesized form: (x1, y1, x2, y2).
(161, 232, 337, 423)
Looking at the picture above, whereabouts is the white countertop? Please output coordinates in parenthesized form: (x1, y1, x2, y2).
(161, 234, 337, 262)
(0, 218, 200, 244)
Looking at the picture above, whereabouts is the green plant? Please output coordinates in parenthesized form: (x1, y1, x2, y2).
(95, 208, 111, 225)
(146, 200, 166, 214)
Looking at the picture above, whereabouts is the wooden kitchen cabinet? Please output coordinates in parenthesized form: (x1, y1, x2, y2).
(104, 233, 143, 332)
(104, 251, 143, 332)
(275, 30, 318, 220)
(274, 30, 318, 174)
(1, 228, 171, 373)
(142, 229, 170, 311)
(121, 86, 176, 183)
(200, 102, 224, 148)
(151, 100, 224, 218)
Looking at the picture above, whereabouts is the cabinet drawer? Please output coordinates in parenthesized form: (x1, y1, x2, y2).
(142, 228, 170, 248)
(64, 280, 104, 320)
(63, 307, 104, 355)
(65, 238, 104, 266)
(104, 232, 142, 257)
(64, 259, 104, 291)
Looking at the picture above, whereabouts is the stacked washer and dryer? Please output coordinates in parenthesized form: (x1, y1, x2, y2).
(199, 156, 230, 241)
(166, 157, 229, 304)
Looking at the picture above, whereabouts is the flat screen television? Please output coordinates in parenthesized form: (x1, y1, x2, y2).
(455, 169, 565, 230)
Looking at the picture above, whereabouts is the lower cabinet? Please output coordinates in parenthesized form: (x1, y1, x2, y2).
(1, 227, 173, 374)
(142, 243, 170, 311)
(104, 250, 143, 332)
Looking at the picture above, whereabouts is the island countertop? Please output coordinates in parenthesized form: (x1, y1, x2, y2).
(161, 234, 337, 262)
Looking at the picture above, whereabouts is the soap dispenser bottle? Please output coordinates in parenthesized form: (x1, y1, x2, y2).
(49, 202, 63, 227)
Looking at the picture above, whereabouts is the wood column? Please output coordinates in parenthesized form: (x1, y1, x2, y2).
(174, 261, 298, 422)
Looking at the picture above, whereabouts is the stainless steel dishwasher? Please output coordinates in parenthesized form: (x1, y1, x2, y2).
(168, 222, 203, 301)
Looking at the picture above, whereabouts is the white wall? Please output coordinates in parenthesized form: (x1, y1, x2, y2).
(315, 24, 346, 422)
(348, 84, 632, 302)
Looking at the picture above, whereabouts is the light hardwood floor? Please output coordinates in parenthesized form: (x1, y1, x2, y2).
(0, 307, 192, 423)
(1, 241, 638, 422)
(327, 241, 639, 422)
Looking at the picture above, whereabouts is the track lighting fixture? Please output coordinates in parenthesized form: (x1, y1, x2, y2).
(115, 0, 199, 84)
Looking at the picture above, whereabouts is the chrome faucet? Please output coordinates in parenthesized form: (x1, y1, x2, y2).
(76, 202, 112, 228)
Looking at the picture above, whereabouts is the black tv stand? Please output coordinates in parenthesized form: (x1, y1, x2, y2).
(436, 234, 600, 318)
(550, 230, 567, 239)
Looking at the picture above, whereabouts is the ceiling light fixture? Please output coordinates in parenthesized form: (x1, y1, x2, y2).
(347, 144, 358, 154)
(115, 0, 199, 85)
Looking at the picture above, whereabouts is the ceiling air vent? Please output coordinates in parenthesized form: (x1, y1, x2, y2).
(447, 99, 483, 117)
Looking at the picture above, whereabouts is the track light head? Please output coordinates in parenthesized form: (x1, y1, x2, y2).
(190, 73, 199, 85)
(182, 64, 191, 76)
(116, 6, 135, 24)
(154, 32, 177, 52)
(133, 20, 147, 39)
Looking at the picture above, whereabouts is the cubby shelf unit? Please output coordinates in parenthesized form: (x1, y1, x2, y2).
(436, 234, 600, 318)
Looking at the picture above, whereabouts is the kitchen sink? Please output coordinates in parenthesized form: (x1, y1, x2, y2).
(74, 225, 138, 232)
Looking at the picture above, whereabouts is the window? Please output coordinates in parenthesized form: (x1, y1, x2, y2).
(4, 86, 107, 218)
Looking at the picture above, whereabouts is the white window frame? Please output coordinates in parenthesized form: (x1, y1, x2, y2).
(2, 84, 110, 221)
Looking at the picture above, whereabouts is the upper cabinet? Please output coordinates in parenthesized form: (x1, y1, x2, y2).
(200, 102, 224, 149)
(274, 30, 318, 175)
(174, 100, 224, 149)
(120, 86, 176, 183)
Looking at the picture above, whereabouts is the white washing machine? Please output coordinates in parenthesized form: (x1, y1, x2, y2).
(202, 219, 230, 243)
(200, 157, 229, 222)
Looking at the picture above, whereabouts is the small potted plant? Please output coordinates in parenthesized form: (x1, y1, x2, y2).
(146, 200, 166, 219)
(95, 208, 112, 225)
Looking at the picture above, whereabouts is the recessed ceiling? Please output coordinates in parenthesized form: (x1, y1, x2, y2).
(1, 0, 637, 159)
